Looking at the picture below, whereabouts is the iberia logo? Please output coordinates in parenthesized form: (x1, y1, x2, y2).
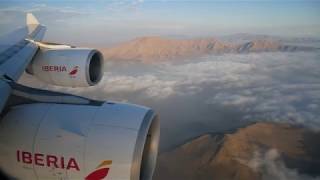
(85, 160, 112, 180)
(69, 66, 79, 77)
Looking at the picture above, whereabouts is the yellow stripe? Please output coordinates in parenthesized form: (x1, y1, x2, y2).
(96, 160, 112, 169)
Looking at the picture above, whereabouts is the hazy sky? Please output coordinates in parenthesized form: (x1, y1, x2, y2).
(0, 0, 319, 45)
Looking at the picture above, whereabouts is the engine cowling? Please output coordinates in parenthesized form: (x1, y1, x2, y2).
(27, 48, 104, 87)
(0, 102, 160, 180)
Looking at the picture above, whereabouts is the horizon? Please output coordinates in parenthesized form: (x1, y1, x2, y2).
(0, 0, 320, 46)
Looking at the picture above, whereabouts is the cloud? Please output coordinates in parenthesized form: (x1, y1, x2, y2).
(104, 0, 144, 14)
(0, 3, 84, 15)
(114, 52, 318, 130)
(0, 3, 89, 26)
(76, 59, 255, 99)
(100, 74, 177, 99)
(206, 93, 257, 106)
(247, 149, 320, 180)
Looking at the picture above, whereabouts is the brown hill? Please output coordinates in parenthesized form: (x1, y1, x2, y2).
(153, 122, 320, 180)
(101, 37, 314, 63)
(102, 36, 233, 63)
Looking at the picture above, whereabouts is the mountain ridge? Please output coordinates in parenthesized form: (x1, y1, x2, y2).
(101, 36, 316, 63)
(153, 122, 320, 180)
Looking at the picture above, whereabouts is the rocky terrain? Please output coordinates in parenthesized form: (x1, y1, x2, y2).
(101, 36, 315, 63)
(153, 122, 320, 180)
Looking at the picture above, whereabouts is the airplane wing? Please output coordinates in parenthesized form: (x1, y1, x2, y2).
(0, 13, 46, 80)
(0, 13, 46, 111)
(0, 13, 159, 180)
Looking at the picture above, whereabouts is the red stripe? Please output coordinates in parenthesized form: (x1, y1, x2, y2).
(85, 168, 109, 180)
(69, 69, 78, 75)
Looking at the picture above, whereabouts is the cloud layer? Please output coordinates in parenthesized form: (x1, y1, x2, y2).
(20, 50, 320, 149)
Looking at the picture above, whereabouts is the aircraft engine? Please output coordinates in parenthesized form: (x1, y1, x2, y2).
(0, 102, 160, 180)
(27, 48, 104, 87)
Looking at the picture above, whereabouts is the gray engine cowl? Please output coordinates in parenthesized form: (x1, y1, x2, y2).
(0, 102, 160, 180)
(27, 48, 104, 87)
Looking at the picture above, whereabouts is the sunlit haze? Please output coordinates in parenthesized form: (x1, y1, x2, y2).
(1, 0, 320, 46)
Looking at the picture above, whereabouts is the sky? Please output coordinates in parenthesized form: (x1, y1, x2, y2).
(0, 0, 319, 46)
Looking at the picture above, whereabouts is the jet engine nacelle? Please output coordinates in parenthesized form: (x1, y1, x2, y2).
(27, 48, 104, 87)
(0, 102, 160, 180)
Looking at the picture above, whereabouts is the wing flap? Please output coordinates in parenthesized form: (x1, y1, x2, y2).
(7, 82, 103, 106)
(0, 80, 11, 113)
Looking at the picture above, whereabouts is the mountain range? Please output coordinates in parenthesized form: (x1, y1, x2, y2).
(101, 36, 316, 63)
